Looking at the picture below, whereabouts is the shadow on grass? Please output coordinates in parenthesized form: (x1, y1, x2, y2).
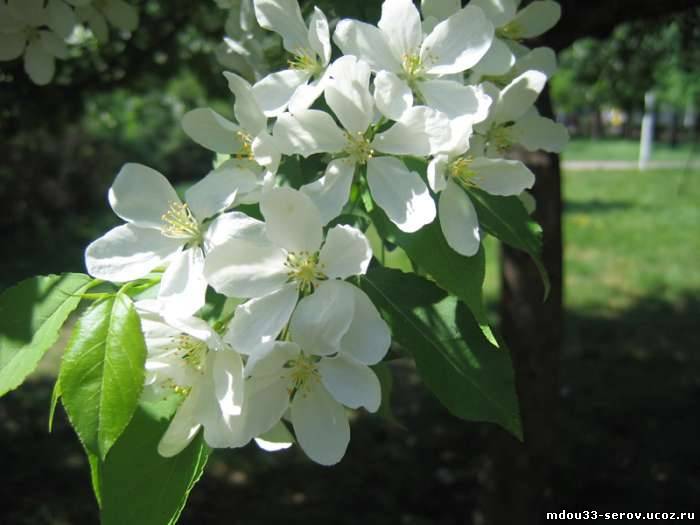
(564, 199, 634, 214)
(1, 292, 698, 524)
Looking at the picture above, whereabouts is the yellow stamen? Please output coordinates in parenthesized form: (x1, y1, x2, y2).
(284, 251, 327, 294)
(497, 22, 524, 41)
(235, 131, 255, 160)
(449, 156, 477, 188)
(344, 131, 374, 165)
(161, 202, 201, 242)
(175, 334, 208, 372)
(401, 53, 423, 79)
(488, 124, 514, 153)
(288, 50, 323, 76)
(288, 354, 320, 395)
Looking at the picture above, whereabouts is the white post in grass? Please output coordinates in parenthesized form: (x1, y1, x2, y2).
(639, 91, 656, 171)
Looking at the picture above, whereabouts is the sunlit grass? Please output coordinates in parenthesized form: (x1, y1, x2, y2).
(564, 138, 697, 163)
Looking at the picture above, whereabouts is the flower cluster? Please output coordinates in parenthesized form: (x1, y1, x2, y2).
(84, 0, 567, 465)
(0, 0, 138, 84)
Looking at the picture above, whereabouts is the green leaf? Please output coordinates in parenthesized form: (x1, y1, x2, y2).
(372, 362, 402, 428)
(361, 266, 522, 439)
(0, 273, 93, 397)
(468, 188, 550, 298)
(59, 292, 147, 459)
(370, 208, 488, 324)
(99, 404, 210, 525)
(48, 379, 61, 433)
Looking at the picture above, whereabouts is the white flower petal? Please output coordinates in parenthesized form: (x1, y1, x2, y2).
(510, 47, 557, 79)
(420, 5, 494, 75)
(245, 341, 299, 379)
(372, 106, 451, 156)
(373, 70, 413, 121)
(319, 225, 372, 279)
(0, 3, 23, 33)
(291, 382, 349, 466)
(204, 210, 267, 251)
(333, 19, 402, 73)
(510, 0, 561, 39)
(470, 0, 518, 27)
(182, 108, 242, 155)
(225, 283, 299, 355)
(0, 33, 26, 61)
(367, 156, 436, 233)
(204, 236, 288, 298)
(253, 0, 310, 54)
(378, 0, 422, 60)
(492, 70, 547, 123)
(47, 0, 78, 39)
(108, 163, 180, 229)
(272, 109, 346, 157)
(186, 169, 242, 222)
(510, 110, 569, 153)
(252, 69, 310, 117)
(163, 315, 222, 351)
(339, 285, 391, 366)
(157, 388, 202, 457)
(24, 39, 55, 85)
(308, 6, 331, 65)
(158, 248, 207, 318)
(243, 375, 291, 441)
(254, 421, 294, 451)
(200, 350, 248, 448)
(260, 187, 323, 252)
(439, 180, 480, 256)
(80, 6, 108, 43)
(319, 355, 381, 412)
(289, 280, 355, 356)
(8, 0, 46, 26)
(300, 158, 355, 224)
(421, 0, 461, 22)
(223, 71, 267, 136)
(288, 74, 328, 113)
(38, 29, 68, 59)
(419, 79, 491, 121)
(102, 0, 138, 32)
(472, 37, 516, 76)
(252, 131, 281, 173)
(85, 224, 182, 282)
(325, 55, 374, 134)
(427, 154, 449, 192)
(470, 157, 535, 195)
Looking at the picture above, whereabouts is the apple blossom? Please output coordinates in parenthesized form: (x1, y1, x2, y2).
(204, 186, 374, 355)
(137, 301, 247, 457)
(85, 162, 260, 316)
(240, 280, 391, 465)
(252, 0, 332, 115)
(183, 71, 282, 174)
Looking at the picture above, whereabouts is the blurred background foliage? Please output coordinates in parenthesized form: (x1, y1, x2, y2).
(1, 1, 699, 524)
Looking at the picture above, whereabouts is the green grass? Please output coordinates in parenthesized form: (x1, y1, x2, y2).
(563, 168, 700, 312)
(564, 138, 698, 163)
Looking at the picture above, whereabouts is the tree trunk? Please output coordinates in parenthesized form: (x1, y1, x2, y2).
(485, 86, 563, 525)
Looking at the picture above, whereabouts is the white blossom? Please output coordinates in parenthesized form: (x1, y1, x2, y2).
(473, 71, 569, 156)
(273, 55, 451, 232)
(182, 71, 282, 174)
(334, 0, 494, 121)
(240, 280, 391, 465)
(204, 186, 374, 355)
(0, 0, 68, 85)
(137, 301, 247, 457)
(252, 0, 332, 115)
(85, 163, 259, 316)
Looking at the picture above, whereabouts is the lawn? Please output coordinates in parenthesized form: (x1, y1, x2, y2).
(2, 166, 699, 522)
(563, 138, 698, 163)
